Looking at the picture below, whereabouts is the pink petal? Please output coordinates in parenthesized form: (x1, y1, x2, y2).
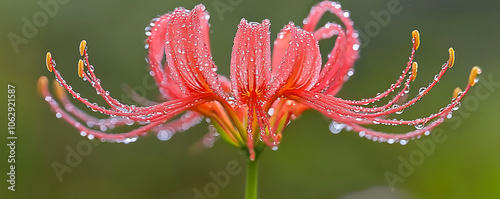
(267, 23, 322, 98)
(163, 5, 228, 99)
(230, 19, 272, 103)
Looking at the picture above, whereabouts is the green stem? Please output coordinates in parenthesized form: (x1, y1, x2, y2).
(245, 159, 258, 199)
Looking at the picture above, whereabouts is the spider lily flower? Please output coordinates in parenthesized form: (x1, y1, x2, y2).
(38, 1, 480, 161)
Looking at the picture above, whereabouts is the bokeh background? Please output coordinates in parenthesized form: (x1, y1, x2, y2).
(1, 0, 499, 198)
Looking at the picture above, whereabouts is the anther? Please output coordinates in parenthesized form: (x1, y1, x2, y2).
(448, 48, 455, 68)
(78, 59, 85, 78)
(469, 66, 482, 86)
(79, 40, 87, 56)
(46, 52, 53, 72)
(37, 76, 48, 96)
(412, 30, 420, 50)
(53, 79, 67, 100)
(452, 87, 462, 99)
(411, 62, 418, 81)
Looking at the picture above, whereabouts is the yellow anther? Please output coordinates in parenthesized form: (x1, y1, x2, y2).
(79, 40, 87, 56)
(452, 87, 462, 99)
(53, 79, 67, 100)
(448, 48, 455, 68)
(78, 59, 85, 78)
(46, 52, 53, 72)
(412, 30, 420, 50)
(37, 76, 48, 96)
(469, 66, 482, 86)
(411, 62, 418, 81)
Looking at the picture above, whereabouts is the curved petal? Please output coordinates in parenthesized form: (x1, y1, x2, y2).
(163, 5, 228, 99)
(303, 1, 360, 95)
(267, 23, 322, 98)
(230, 19, 272, 103)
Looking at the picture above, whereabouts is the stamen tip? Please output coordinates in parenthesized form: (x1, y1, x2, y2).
(79, 40, 87, 56)
(46, 52, 53, 72)
(78, 59, 84, 78)
(448, 48, 455, 68)
(37, 76, 49, 96)
(53, 79, 67, 99)
(469, 66, 481, 86)
(411, 62, 418, 81)
(452, 87, 462, 99)
(412, 30, 420, 50)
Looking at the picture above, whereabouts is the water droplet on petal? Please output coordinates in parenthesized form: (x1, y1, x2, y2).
(329, 121, 345, 134)
(419, 87, 426, 95)
(414, 123, 424, 130)
(359, 131, 366, 138)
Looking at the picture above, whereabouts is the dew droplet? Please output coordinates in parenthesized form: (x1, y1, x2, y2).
(352, 44, 359, 51)
(419, 87, 426, 95)
(329, 121, 345, 134)
(414, 123, 424, 130)
(157, 130, 173, 141)
(387, 139, 395, 144)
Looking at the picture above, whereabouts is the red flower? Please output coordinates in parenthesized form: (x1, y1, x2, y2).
(39, 2, 481, 160)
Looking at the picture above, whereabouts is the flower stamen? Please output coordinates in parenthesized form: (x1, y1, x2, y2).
(412, 30, 420, 50)
(46, 52, 53, 72)
(410, 62, 418, 81)
(469, 66, 482, 86)
(448, 48, 455, 68)
(79, 40, 87, 56)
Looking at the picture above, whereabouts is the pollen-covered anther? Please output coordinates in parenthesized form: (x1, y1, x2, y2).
(452, 87, 462, 99)
(410, 62, 418, 81)
(412, 30, 420, 50)
(469, 66, 482, 86)
(46, 52, 53, 72)
(37, 76, 48, 96)
(52, 79, 67, 100)
(448, 48, 455, 68)
(78, 59, 85, 78)
(79, 40, 87, 56)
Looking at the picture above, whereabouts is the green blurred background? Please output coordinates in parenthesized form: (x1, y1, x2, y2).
(1, 0, 499, 198)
